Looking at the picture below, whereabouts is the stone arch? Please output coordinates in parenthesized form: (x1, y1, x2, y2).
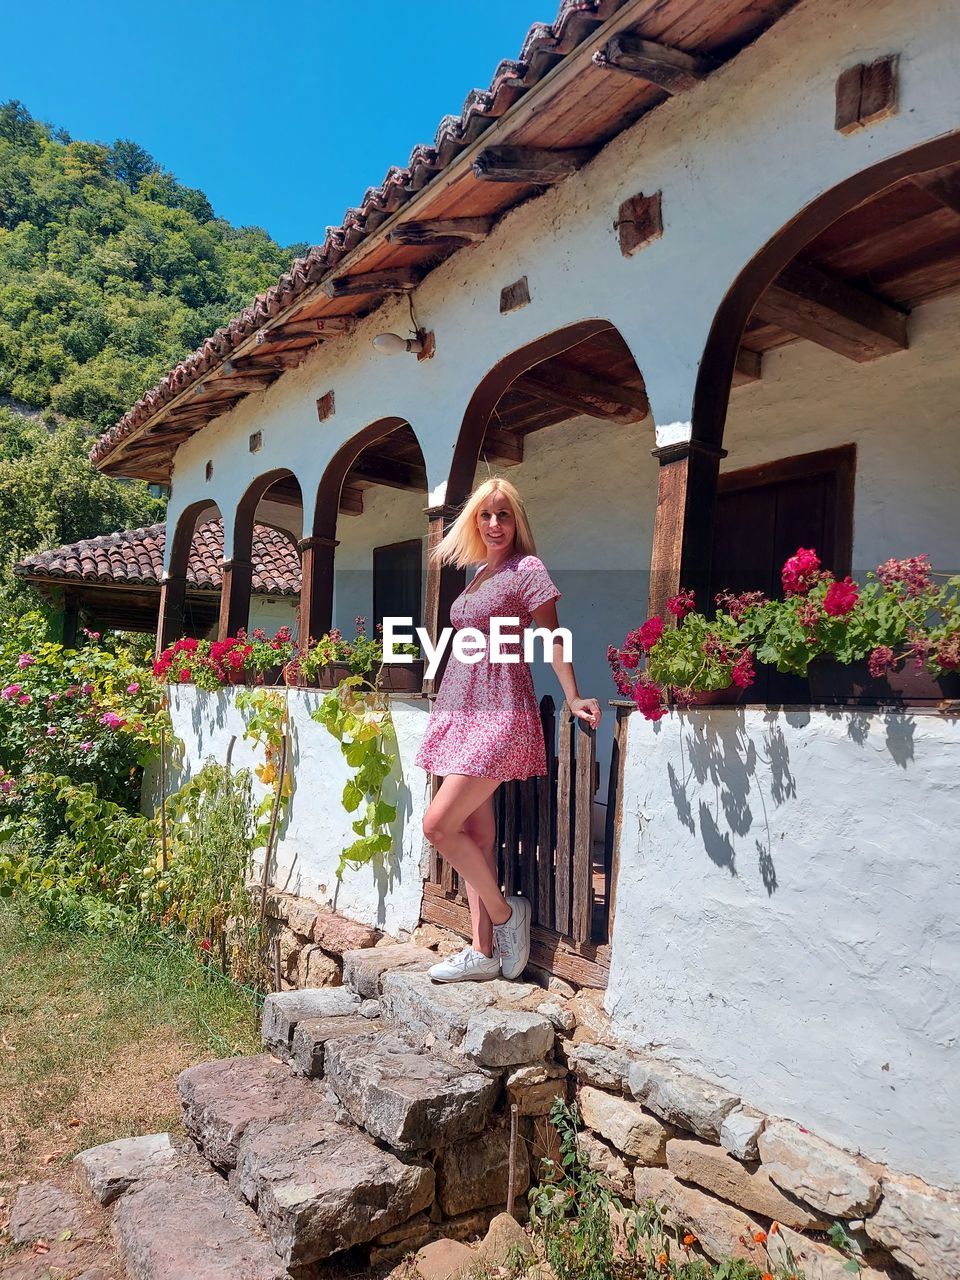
(219, 468, 304, 640)
(156, 498, 222, 654)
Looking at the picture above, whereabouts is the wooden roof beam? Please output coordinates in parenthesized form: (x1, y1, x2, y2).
(347, 455, 428, 492)
(388, 217, 495, 246)
(515, 365, 650, 423)
(256, 317, 358, 344)
(732, 348, 762, 388)
(473, 146, 595, 184)
(321, 268, 421, 299)
(593, 34, 715, 94)
(911, 169, 960, 217)
(480, 426, 524, 466)
(194, 374, 276, 396)
(339, 485, 364, 516)
(754, 261, 909, 362)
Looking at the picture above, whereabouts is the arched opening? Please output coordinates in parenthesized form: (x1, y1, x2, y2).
(680, 131, 960, 700)
(303, 418, 429, 645)
(156, 498, 224, 654)
(220, 470, 303, 642)
(424, 321, 652, 964)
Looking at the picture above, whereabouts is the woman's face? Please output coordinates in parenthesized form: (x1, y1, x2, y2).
(476, 490, 516, 555)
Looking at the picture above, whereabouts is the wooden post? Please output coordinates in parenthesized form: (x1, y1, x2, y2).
(648, 438, 726, 618)
(156, 574, 188, 656)
(422, 504, 463, 695)
(61, 591, 80, 650)
(298, 534, 339, 643)
(218, 559, 254, 640)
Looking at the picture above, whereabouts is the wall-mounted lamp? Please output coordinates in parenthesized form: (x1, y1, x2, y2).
(372, 330, 425, 355)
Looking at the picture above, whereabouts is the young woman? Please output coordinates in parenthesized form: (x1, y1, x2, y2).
(416, 477, 602, 983)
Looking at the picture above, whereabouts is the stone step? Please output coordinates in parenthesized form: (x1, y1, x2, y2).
(260, 986, 361, 1055)
(380, 970, 556, 1066)
(288, 1012, 380, 1076)
(341, 941, 438, 998)
(234, 1112, 435, 1269)
(110, 1159, 288, 1280)
(177, 1053, 330, 1170)
(324, 1030, 500, 1152)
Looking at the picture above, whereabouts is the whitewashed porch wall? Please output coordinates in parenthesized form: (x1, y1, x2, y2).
(608, 709, 960, 1190)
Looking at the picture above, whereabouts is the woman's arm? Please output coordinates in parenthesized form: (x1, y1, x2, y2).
(531, 599, 602, 729)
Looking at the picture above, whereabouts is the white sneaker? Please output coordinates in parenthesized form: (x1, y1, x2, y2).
(428, 946, 500, 983)
(492, 895, 531, 980)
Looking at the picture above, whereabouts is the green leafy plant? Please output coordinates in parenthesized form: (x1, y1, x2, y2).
(299, 617, 419, 685)
(529, 1098, 797, 1280)
(235, 686, 291, 850)
(163, 759, 262, 982)
(310, 676, 397, 878)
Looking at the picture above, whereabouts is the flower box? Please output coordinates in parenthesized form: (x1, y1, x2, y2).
(807, 658, 960, 707)
(379, 660, 425, 693)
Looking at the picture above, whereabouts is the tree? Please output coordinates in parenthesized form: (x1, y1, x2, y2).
(107, 139, 157, 193)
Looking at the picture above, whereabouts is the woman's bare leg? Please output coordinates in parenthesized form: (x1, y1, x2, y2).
(462, 793, 497, 955)
(423, 776, 511, 927)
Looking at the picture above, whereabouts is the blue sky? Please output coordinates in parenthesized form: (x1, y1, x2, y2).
(6, 1, 555, 248)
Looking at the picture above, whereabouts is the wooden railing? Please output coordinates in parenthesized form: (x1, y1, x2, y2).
(422, 695, 629, 987)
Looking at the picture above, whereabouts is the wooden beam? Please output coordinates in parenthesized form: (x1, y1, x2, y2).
(481, 426, 523, 467)
(194, 375, 275, 395)
(593, 34, 714, 93)
(472, 146, 595, 184)
(236, 351, 307, 372)
(256, 317, 357, 343)
(347, 455, 427, 492)
(912, 169, 960, 217)
(339, 485, 364, 516)
(732, 348, 762, 387)
(320, 268, 420, 299)
(388, 217, 494, 245)
(515, 365, 649, 423)
(754, 261, 908, 362)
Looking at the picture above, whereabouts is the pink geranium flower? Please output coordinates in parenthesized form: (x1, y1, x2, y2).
(1, 684, 21, 700)
(126, 682, 140, 695)
(782, 547, 822, 597)
(17, 653, 35, 670)
(79, 741, 93, 753)
(823, 577, 859, 617)
(99, 711, 126, 730)
(18, 694, 31, 706)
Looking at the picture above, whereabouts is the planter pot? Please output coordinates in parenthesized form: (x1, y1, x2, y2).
(314, 661, 354, 689)
(378, 660, 425, 693)
(226, 668, 248, 687)
(252, 664, 285, 686)
(807, 657, 960, 706)
(687, 683, 748, 708)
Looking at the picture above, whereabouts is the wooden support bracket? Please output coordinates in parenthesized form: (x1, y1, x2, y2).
(321, 268, 421, 299)
(593, 34, 714, 93)
(388, 217, 495, 245)
(473, 146, 595, 184)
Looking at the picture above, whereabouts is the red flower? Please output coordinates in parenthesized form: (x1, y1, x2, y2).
(716, 589, 767, 621)
(621, 650, 639, 670)
(868, 646, 896, 679)
(907, 629, 932, 670)
(730, 649, 756, 689)
(877, 555, 932, 597)
(667, 590, 695, 620)
(935, 633, 960, 671)
(179, 667, 192, 682)
(823, 577, 859, 616)
(671, 685, 696, 708)
(638, 616, 664, 652)
(782, 547, 822, 596)
(634, 680, 668, 721)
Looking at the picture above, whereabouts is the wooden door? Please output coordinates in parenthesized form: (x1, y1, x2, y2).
(711, 445, 856, 702)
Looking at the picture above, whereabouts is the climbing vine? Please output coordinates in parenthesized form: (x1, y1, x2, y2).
(310, 677, 397, 878)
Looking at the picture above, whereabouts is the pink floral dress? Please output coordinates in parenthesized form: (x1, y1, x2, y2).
(415, 553, 561, 781)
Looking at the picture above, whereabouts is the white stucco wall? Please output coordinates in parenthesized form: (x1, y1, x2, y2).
(161, 686, 431, 935)
(606, 707, 960, 1189)
(724, 291, 960, 575)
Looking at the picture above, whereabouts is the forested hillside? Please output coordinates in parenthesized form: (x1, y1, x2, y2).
(0, 99, 303, 620)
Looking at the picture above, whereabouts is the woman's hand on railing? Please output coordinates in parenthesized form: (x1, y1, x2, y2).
(569, 696, 602, 729)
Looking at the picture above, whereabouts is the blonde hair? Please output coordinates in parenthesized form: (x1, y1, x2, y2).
(432, 477, 537, 568)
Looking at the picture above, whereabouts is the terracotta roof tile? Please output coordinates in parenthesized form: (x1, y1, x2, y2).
(90, 0, 617, 469)
(15, 520, 301, 596)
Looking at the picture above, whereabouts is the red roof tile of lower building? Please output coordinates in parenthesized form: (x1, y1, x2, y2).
(14, 519, 301, 596)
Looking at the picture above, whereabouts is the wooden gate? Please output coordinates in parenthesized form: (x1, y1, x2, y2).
(420, 696, 628, 987)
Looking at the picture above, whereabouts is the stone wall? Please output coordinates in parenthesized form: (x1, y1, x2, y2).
(258, 893, 958, 1278)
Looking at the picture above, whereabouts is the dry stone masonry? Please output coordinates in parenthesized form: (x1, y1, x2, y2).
(15, 900, 951, 1280)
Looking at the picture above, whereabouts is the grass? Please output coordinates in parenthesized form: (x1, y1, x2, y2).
(0, 903, 263, 1189)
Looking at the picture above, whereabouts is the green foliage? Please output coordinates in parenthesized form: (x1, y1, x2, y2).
(0, 612, 166, 928)
(164, 760, 263, 983)
(0, 100, 299, 431)
(529, 1098, 796, 1280)
(311, 677, 397, 878)
(235, 687, 291, 850)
